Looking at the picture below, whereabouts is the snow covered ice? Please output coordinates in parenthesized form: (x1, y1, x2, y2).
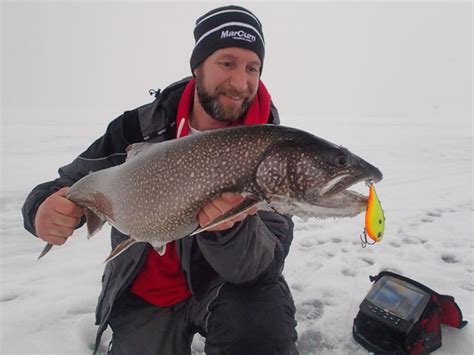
(1, 2, 472, 354)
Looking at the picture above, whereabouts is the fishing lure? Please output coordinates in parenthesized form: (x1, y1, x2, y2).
(360, 182, 385, 247)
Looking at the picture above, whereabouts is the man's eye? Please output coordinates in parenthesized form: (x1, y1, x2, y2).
(220, 62, 233, 68)
(248, 67, 259, 74)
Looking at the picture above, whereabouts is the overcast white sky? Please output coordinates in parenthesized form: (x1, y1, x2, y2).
(2, 1, 472, 122)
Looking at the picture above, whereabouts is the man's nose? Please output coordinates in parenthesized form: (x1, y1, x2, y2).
(229, 68, 248, 93)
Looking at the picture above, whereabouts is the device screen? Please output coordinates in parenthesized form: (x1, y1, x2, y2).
(368, 277, 428, 320)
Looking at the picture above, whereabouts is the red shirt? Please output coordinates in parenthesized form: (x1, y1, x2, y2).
(131, 241, 191, 307)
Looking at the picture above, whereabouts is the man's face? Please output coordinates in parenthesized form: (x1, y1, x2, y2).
(194, 47, 261, 123)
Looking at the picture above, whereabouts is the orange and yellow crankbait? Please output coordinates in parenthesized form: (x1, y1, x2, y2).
(360, 183, 385, 247)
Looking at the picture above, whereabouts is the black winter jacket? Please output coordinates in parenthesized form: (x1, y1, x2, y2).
(21, 77, 295, 353)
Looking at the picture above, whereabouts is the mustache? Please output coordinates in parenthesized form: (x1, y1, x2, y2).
(216, 86, 251, 100)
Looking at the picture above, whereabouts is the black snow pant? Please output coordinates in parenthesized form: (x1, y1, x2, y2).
(107, 277, 298, 355)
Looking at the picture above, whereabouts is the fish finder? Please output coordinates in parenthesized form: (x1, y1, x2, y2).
(354, 271, 467, 354)
(359, 275, 431, 334)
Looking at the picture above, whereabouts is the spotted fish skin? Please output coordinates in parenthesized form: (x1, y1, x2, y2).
(55, 125, 382, 255)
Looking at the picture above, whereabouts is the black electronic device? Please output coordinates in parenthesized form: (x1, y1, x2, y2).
(359, 275, 431, 334)
(353, 271, 467, 354)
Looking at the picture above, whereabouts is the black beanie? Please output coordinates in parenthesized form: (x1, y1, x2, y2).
(190, 5, 265, 73)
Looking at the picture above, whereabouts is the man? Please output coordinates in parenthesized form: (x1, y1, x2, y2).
(22, 5, 298, 355)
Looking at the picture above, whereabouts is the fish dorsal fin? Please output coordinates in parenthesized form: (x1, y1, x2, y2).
(126, 142, 154, 160)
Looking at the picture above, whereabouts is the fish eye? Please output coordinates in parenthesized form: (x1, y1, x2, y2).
(335, 155, 348, 167)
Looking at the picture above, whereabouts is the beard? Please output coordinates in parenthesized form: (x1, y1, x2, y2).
(196, 76, 254, 123)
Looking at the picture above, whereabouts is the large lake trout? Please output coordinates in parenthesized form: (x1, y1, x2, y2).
(38, 125, 383, 260)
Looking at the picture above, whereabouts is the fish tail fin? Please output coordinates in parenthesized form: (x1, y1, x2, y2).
(38, 243, 54, 259)
(85, 209, 106, 239)
(191, 194, 261, 236)
(104, 238, 137, 263)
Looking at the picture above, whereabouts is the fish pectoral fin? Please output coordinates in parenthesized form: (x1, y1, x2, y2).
(191, 194, 261, 236)
(38, 243, 54, 259)
(104, 238, 137, 263)
(125, 142, 154, 161)
(85, 209, 106, 239)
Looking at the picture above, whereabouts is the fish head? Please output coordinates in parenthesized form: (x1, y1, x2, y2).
(256, 127, 383, 217)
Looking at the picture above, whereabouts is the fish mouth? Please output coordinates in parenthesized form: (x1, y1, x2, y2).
(309, 166, 382, 214)
(319, 176, 371, 200)
(319, 174, 357, 196)
(319, 165, 383, 198)
(316, 189, 368, 212)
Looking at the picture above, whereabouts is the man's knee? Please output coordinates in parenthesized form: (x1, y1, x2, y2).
(205, 281, 297, 354)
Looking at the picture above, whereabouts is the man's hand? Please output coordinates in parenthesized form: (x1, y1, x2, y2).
(34, 187, 85, 245)
(197, 192, 257, 232)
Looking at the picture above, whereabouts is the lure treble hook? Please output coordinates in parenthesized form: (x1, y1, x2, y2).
(360, 230, 376, 248)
